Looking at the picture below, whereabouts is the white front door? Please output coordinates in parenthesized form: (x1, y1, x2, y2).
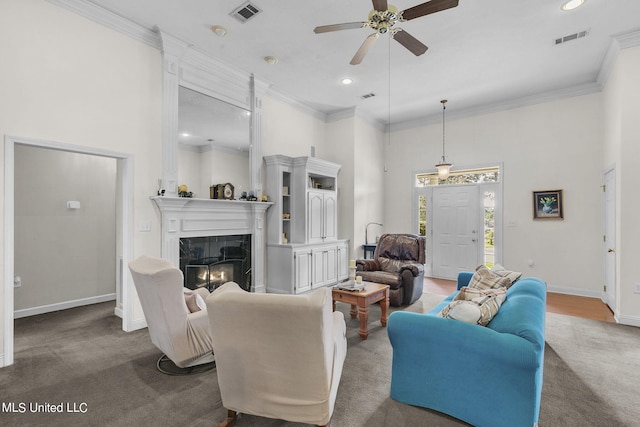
(603, 168, 616, 312)
(432, 185, 480, 279)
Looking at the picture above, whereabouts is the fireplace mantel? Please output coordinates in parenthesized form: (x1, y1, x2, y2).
(151, 196, 272, 292)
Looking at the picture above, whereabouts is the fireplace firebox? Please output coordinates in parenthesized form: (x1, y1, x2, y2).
(180, 234, 251, 292)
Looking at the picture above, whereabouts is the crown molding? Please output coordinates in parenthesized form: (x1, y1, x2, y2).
(45, 1, 640, 134)
(390, 82, 602, 132)
(598, 28, 640, 87)
(265, 87, 327, 122)
(47, 0, 161, 49)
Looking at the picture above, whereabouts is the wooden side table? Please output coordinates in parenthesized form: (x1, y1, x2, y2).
(331, 282, 390, 340)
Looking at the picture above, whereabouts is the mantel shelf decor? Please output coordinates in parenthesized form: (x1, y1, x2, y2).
(533, 189, 563, 220)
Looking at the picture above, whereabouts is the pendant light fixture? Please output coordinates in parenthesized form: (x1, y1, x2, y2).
(435, 99, 452, 180)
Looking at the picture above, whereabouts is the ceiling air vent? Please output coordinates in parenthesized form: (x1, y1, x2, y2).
(231, 2, 262, 23)
(360, 93, 376, 99)
(555, 29, 589, 45)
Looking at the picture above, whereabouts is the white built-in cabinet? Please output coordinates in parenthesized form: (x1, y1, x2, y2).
(265, 155, 349, 294)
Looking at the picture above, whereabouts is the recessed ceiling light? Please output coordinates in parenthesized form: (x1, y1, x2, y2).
(264, 56, 278, 65)
(211, 25, 227, 37)
(181, 132, 190, 137)
(562, 0, 585, 11)
(341, 78, 353, 85)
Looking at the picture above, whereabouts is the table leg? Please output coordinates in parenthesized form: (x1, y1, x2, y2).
(358, 304, 369, 340)
(332, 300, 336, 312)
(380, 289, 389, 327)
(349, 304, 357, 319)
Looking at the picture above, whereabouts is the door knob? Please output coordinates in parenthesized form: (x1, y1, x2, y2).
(608, 248, 615, 253)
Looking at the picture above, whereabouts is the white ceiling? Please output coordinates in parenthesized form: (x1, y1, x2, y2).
(88, 0, 640, 125)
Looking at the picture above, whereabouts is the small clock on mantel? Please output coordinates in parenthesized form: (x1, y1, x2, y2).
(211, 183, 234, 200)
(223, 183, 234, 200)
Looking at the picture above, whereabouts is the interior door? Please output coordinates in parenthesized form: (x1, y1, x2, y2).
(432, 185, 480, 279)
(603, 169, 616, 312)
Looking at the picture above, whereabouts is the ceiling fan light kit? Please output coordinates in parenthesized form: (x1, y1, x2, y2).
(314, 0, 459, 65)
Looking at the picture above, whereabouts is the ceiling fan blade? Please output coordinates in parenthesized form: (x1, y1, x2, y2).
(350, 34, 379, 65)
(393, 29, 428, 56)
(314, 22, 366, 33)
(372, 0, 388, 12)
(401, 0, 459, 21)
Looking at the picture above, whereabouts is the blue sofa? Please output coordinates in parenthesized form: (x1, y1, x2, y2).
(387, 272, 546, 427)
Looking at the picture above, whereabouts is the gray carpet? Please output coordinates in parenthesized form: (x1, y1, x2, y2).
(1, 293, 639, 426)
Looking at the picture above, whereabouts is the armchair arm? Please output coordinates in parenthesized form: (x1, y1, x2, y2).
(457, 271, 474, 290)
(356, 259, 380, 271)
(398, 262, 424, 277)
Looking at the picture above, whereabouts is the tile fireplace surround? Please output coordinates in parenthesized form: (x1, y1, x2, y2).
(151, 197, 272, 292)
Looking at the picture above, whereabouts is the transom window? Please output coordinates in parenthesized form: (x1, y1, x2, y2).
(416, 166, 500, 187)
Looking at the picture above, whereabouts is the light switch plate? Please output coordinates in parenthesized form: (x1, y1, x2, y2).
(139, 220, 151, 232)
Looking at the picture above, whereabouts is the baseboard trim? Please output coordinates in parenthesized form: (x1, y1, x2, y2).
(616, 314, 640, 327)
(14, 293, 116, 319)
(546, 285, 602, 299)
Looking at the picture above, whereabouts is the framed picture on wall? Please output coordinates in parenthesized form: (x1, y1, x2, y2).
(533, 189, 563, 220)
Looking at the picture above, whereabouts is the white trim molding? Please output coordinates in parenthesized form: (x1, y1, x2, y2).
(14, 294, 117, 319)
(151, 197, 272, 292)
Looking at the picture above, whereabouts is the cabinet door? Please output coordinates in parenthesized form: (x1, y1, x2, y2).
(324, 246, 338, 285)
(308, 191, 325, 243)
(323, 193, 337, 241)
(294, 249, 313, 294)
(311, 246, 337, 289)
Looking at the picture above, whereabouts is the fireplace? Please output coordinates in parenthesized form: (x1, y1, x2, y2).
(151, 196, 271, 293)
(180, 234, 251, 291)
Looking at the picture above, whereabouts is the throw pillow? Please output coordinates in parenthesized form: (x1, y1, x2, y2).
(439, 286, 507, 326)
(468, 265, 511, 290)
(184, 289, 207, 313)
(491, 264, 522, 284)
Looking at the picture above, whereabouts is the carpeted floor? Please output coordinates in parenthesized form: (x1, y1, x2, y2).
(1, 293, 639, 426)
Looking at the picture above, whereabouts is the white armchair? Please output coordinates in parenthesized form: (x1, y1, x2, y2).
(206, 282, 347, 427)
(128, 255, 215, 374)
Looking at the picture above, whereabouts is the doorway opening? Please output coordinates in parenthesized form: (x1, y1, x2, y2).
(414, 165, 502, 279)
(3, 135, 133, 367)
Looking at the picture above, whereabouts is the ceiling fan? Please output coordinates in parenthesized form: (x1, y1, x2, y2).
(314, 0, 459, 65)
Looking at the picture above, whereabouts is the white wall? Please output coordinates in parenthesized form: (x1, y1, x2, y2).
(385, 94, 604, 295)
(352, 117, 385, 259)
(325, 117, 355, 252)
(0, 0, 163, 359)
(262, 96, 327, 158)
(14, 145, 116, 311)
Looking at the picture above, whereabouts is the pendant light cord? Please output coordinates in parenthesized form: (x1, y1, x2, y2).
(441, 99, 447, 162)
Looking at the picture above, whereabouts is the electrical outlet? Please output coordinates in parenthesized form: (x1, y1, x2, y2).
(634, 282, 640, 294)
(14, 276, 21, 288)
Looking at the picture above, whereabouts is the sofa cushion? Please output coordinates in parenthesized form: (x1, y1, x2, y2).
(468, 265, 511, 290)
(491, 264, 522, 284)
(438, 286, 507, 326)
